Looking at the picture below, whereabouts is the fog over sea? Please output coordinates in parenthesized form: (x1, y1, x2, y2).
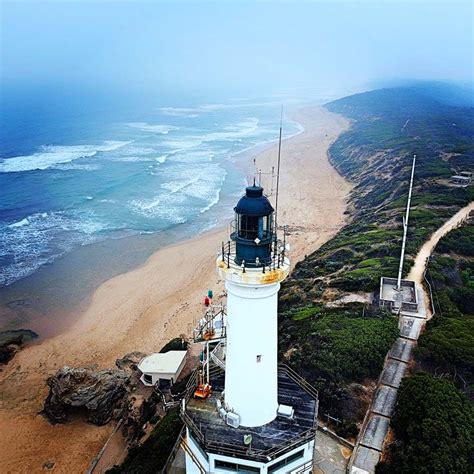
(0, 95, 304, 289)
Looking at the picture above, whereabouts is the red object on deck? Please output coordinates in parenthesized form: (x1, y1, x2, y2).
(194, 383, 212, 399)
(204, 296, 210, 306)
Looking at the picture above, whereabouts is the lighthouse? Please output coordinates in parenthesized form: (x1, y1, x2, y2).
(182, 185, 318, 474)
(219, 184, 288, 427)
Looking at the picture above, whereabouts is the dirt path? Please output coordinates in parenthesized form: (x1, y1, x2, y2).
(407, 201, 474, 319)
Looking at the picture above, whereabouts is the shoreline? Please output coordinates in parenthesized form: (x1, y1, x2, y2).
(0, 105, 352, 473)
(0, 120, 301, 341)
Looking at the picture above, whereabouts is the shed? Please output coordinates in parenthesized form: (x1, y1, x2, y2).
(138, 350, 187, 387)
(451, 175, 471, 186)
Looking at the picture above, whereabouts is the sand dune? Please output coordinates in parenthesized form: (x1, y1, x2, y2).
(0, 106, 351, 473)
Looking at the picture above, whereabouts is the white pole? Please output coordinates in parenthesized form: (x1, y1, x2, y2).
(397, 154, 416, 290)
(206, 341, 210, 385)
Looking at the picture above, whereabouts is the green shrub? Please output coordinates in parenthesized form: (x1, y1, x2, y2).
(377, 372, 474, 474)
(108, 408, 183, 473)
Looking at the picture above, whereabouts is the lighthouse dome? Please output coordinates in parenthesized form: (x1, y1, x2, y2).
(234, 185, 274, 216)
(231, 185, 275, 267)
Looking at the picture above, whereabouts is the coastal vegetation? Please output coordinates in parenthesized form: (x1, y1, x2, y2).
(282, 86, 474, 301)
(376, 372, 474, 474)
(416, 220, 474, 397)
(279, 85, 474, 433)
(108, 408, 183, 474)
(279, 303, 397, 430)
(378, 219, 474, 471)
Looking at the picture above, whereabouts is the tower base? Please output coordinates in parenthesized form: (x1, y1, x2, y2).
(182, 365, 318, 473)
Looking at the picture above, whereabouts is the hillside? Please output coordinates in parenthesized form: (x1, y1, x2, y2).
(278, 86, 474, 434)
(378, 217, 474, 473)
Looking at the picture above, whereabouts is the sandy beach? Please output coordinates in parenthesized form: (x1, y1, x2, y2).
(0, 106, 351, 473)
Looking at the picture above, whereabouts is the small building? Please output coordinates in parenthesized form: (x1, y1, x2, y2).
(451, 172, 471, 186)
(138, 350, 187, 387)
(379, 277, 418, 313)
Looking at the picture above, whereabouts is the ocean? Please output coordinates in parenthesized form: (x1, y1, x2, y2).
(0, 95, 303, 292)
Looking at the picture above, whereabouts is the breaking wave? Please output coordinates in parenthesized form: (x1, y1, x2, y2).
(0, 140, 132, 173)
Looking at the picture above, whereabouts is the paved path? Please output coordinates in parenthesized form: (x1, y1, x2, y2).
(349, 286, 427, 473)
(349, 201, 474, 473)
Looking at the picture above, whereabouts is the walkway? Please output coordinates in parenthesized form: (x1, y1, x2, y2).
(348, 201, 473, 473)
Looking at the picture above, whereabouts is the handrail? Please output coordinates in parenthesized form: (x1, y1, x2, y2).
(423, 259, 436, 318)
(182, 403, 315, 463)
(221, 236, 288, 271)
(179, 434, 207, 474)
(210, 341, 226, 369)
(162, 425, 185, 473)
(278, 364, 319, 400)
(181, 364, 318, 462)
(293, 460, 314, 474)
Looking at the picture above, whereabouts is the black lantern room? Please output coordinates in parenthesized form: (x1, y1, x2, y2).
(231, 185, 275, 267)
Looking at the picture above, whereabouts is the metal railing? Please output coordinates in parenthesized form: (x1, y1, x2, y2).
(180, 365, 319, 463)
(278, 364, 319, 400)
(182, 406, 316, 464)
(221, 237, 288, 272)
(162, 425, 186, 473)
(210, 341, 226, 369)
(162, 425, 208, 474)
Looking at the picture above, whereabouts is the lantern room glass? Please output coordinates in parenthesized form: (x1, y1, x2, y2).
(236, 213, 272, 240)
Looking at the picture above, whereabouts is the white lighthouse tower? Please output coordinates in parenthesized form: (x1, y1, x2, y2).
(181, 185, 318, 474)
(220, 184, 288, 427)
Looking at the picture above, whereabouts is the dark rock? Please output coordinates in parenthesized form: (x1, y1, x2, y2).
(43, 460, 55, 470)
(43, 366, 130, 425)
(0, 329, 38, 365)
(115, 352, 146, 371)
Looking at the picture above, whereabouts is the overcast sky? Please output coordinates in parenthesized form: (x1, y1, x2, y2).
(1, 1, 473, 100)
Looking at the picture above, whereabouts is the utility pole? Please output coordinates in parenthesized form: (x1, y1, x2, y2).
(396, 155, 416, 290)
(274, 106, 283, 234)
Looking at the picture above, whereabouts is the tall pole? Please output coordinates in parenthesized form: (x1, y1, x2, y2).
(274, 106, 283, 234)
(206, 341, 210, 385)
(396, 154, 417, 290)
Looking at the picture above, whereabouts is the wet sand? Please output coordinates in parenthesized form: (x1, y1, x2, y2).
(0, 106, 351, 473)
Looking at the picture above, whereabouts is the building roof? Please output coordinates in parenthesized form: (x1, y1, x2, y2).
(138, 351, 187, 374)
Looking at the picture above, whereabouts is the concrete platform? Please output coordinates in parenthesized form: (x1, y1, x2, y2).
(314, 430, 351, 474)
(399, 316, 424, 340)
(371, 385, 398, 417)
(389, 337, 414, 362)
(380, 359, 407, 389)
(351, 446, 380, 474)
(360, 415, 389, 452)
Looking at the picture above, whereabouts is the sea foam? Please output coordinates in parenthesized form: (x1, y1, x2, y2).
(0, 140, 132, 173)
(127, 123, 179, 134)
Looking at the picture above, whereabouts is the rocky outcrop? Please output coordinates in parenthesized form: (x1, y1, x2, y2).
(0, 329, 38, 365)
(43, 366, 130, 425)
(115, 352, 146, 371)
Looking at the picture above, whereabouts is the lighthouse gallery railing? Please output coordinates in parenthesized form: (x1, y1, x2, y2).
(180, 364, 318, 463)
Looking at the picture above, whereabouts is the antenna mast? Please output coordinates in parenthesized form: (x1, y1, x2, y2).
(396, 154, 416, 290)
(274, 106, 283, 234)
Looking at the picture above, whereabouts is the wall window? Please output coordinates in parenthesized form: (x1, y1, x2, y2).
(214, 459, 260, 473)
(143, 374, 153, 384)
(268, 449, 305, 473)
(256, 355, 262, 363)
